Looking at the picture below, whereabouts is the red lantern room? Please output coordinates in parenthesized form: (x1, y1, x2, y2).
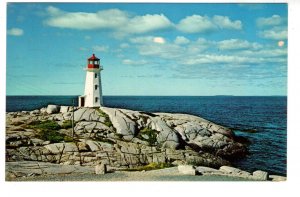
(87, 54, 100, 69)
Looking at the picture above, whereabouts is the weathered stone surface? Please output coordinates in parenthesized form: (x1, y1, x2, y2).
(178, 165, 196, 175)
(253, 170, 268, 181)
(30, 138, 44, 146)
(196, 166, 221, 175)
(46, 105, 60, 114)
(60, 106, 70, 113)
(219, 166, 251, 177)
(30, 109, 40, 115)
(269, 175, 286, 181)
(95, 164, 107, 174)
(73, 108, 104, 122)
(44, 143, 78, 154)
(6, 105, 253, 177)
(101, 107, 136, 139)
(6, 161, 94, 179)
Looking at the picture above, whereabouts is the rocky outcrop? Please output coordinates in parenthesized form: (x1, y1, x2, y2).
(46, 105, 60, 114)
(6, 105, 248, 173)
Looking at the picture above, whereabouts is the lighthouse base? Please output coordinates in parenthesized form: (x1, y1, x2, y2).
(78, 96, 85, 107)
(78, 95, 102, 107)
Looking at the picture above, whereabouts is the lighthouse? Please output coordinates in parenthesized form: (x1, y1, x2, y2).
(78, 54, 103, 107)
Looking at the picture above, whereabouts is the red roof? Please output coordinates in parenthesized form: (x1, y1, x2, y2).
(88, 54, 100, 61)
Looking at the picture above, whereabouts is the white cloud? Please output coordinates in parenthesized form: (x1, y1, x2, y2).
(130, 36, 154, 44)
(7, 28, 24, 36)
(45, 8, 128, 30)
(130, 36, 181, 59)
(174, 36, 190, 45)
(176, 15, 242, 33)
(258, 27, 287, 40)
(181, 53, 284, 66)
(218, 39, 262, 50)
(256, 15, 284, 27)
(153, 37, 165, 44)
(122, 14, 172, 34)
(120, 43, 130, 48)
(177, 15, 216, 33)
(93, 45, 109, 52)
(122, 59, 147, 66)
(212, 15, 242, 30)
(130, 36, 166, 44)
(45, 6, 172, 36)
(128, 36, 286, 68)
(45, 6, 243, 36)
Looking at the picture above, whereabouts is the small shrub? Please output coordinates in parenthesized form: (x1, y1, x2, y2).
(61, 120, 73, 129)
(39, 130, 64, 143)
(27, 120, 73, 143)
(96, 108, 114, 128)
(137, 127, 158, 145)
(96, 108, 109, 119)
(104, 120, 113, 128)
(63, 135, 74, 142)
(27, 120, 61, 130)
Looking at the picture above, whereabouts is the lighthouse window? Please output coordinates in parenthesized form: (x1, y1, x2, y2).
(95, 73, 97, 78)
(89, 61, 93, 64)
(95, 97, 98, 103)
(95, 85, 98, 90)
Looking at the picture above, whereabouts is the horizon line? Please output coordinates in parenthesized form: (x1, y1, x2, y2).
(6, 94, 288, 97)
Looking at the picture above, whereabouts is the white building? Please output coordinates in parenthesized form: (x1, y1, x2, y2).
(78, 54, 103, 107)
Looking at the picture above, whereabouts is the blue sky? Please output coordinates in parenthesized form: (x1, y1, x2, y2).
(6, 3, 287, 96)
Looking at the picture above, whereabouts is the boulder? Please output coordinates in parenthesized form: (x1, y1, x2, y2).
(46, 105, 60, 114)
(44, 143, 78, 154)
(101, 107, 136, 139)
(196, 166, 221, 175)
(30, 109, 40, 115)
(85, 140, 102, 151)
(60, 106, 70, 113)
(178, 165, 196, 175)
(95, 164, 107, 174)
(30, 138, 44, 146)
(269, 175, 286, 182)
(253, 170, 268, 181)
(219, 166, 251, 177)
(73, 108, 103, 122)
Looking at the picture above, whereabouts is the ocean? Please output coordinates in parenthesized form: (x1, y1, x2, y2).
(6, 96, 287, 176)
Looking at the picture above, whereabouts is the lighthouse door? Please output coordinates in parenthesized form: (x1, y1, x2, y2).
(80, 97, 85, 107)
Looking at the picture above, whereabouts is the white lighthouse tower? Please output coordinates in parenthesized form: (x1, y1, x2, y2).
(78, 54, 103, 107)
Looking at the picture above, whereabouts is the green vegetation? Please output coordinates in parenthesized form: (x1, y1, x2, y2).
(96, 108, 114, 128)
(28, 120, 61, 130)
(61, 120, 73, 129)
(137, 127, 158, 145)
(27, 120, 74, 143)
(123, 162, 173, 171)
(39, 130, 65, 143)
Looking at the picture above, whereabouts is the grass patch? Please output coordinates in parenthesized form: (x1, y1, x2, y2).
(136, 127, 158, 145)
(96, 108, 114, 129)
(123, 162, 173, 171)
(28, 120, 61, 130)
(27, 120, 74, 143)
(61, 120, 73, 129)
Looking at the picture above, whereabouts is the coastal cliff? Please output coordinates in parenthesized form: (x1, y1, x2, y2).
(6, 105, 250, 179)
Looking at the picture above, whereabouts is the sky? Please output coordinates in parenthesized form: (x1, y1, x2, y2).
(6, 3, 288, 96)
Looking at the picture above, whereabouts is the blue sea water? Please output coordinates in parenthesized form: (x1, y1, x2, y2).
(6, 96, 287, 176)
